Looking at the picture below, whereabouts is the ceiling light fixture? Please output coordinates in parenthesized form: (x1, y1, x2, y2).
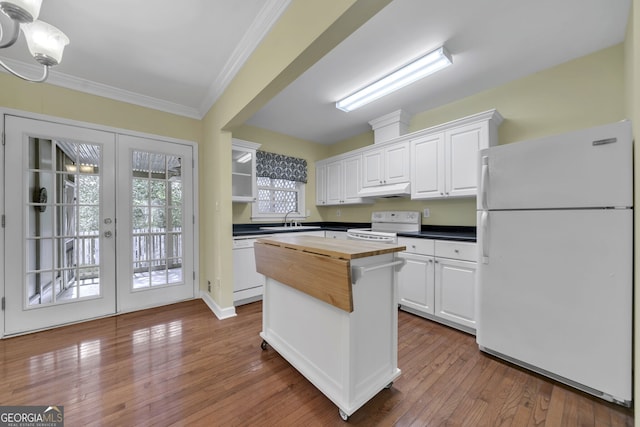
(336, 46, 452, 112)
(236, 152, 253, 164)
(0, 0, 69, 82)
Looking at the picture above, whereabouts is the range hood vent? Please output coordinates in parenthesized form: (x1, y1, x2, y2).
(358, 182, 411, 198)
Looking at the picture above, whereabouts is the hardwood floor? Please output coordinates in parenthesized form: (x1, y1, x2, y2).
(0, 299, 633, 426)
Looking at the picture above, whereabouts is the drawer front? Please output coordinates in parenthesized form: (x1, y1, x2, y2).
(398, 237, 435, 256)
(435, 240, 477, 262)
(233, 238, 255, 249)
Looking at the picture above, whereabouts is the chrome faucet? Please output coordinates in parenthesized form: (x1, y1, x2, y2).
(284, 210, 301, 227)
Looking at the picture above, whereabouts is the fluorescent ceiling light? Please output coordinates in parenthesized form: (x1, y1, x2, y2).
(336, 46, 452, 112)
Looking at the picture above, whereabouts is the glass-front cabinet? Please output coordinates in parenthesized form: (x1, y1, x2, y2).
(232, 138, 261, 202)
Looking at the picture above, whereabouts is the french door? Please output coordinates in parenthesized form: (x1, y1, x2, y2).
(116, 135, 194, 312)
(4, 115, 195, 335)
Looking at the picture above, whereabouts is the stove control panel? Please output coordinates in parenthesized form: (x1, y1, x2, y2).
(371, 211, 421, 224)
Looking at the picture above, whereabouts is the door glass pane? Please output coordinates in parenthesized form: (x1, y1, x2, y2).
(25, 138, 102, 307)
(131, 150, 183, 290)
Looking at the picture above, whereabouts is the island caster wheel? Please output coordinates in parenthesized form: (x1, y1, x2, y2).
(339, 409, 349, 421)
(261, 340, 268, 350)
(384, 382, 393, 389)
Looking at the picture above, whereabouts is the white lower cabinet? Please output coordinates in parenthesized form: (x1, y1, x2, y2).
(397, 239, 435, 315)
(233, 236, 267, 305)
(434, 256, 476, 331)
(396, 237, 477, 334)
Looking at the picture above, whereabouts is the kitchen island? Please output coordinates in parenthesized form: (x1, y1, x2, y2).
(254, 235, 406, 420)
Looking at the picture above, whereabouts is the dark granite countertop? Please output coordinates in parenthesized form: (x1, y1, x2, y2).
(233, 222, 476, 242)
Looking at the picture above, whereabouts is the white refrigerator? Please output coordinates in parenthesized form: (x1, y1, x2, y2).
(476, 120, 633, 406)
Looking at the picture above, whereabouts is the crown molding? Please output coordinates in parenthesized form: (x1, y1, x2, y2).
(0, 57, 202, 118)
(0, 0, 291, 121)
(197, 0, 291, 116)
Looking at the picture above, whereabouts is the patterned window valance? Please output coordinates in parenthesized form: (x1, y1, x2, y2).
(256, 150, 307, 183)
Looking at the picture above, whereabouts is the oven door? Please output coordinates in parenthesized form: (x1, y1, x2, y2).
(346, 229, 397, 244)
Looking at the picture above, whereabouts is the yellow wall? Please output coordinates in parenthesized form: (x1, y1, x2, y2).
(409, 44, 625, 144)
(0, 74, 202, 142)
(316, 44, 625, 227)
(231, 125, 330, 223)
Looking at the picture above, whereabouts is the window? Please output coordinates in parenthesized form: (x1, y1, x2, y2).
(252, 151, 307, 221)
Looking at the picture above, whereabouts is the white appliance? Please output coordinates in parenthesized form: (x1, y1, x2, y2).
(347, 211, 421, 243)
(233, 235, 273, 304)
(476, 120, 633, 406)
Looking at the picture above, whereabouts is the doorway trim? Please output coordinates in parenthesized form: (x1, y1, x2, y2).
(0, 107, 199, 338)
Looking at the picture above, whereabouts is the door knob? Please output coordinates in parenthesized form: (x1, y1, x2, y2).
(104, 230, 113, 238)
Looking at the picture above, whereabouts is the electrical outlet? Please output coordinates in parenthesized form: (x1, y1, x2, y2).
(207, 280, 211, 292)
(423, 208, 430, 218)
(336, 209, 341, 217)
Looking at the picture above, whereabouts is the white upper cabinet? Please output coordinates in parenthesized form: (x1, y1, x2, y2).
(411, 110, 502, 200)
(232, 138, 260, 202)
(362, 141, 410, 188)
(316, 153, 372, 205)
(314, 110, 502, 201)
(325, 158, 343, 205)
(410, 133, 445, 199)
(315, 161, 327, 205)
(445, 122, 488, 198)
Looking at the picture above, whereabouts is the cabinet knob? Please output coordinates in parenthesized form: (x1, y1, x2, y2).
(454, 249, 459, 253)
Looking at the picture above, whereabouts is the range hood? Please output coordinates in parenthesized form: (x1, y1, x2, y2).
(358, 182, 411, 198)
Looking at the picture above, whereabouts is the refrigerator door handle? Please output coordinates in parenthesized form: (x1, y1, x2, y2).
(480, 211, 489, 263)
(480, 156, 489, 210)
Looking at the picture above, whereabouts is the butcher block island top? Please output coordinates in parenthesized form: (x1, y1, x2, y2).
(255, 235, 405, 259)
(254, 236, 405, 312)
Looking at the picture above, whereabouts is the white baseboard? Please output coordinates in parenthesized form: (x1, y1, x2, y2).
(200, 291, 236, 319)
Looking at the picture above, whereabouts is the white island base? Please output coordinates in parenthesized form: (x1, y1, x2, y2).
(259, 251, 402, 420)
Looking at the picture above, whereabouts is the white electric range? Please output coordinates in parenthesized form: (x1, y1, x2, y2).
(347, 211, 421, 244)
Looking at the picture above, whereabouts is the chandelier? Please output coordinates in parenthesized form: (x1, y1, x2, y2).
(0, 0, 69, 82)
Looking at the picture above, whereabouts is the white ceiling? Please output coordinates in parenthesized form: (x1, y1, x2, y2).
(0, 0, 632, 145)
(0, 0, 289, 118)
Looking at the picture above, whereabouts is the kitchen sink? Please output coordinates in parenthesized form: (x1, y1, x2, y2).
(259, 225, 322, 231)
